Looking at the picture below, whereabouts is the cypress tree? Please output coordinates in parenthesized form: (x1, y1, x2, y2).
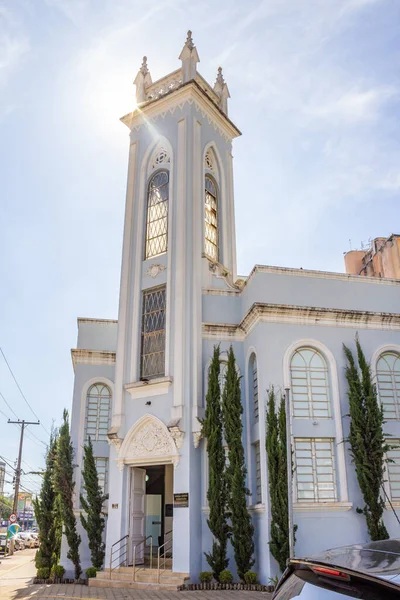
(53, 409, 81, 579)
(201, 345, 230, 580)
(33, 432, 59, 571)
(80, 437, 108, 569)
(266, 388, 290, 572)
(222, 346, 254, 580)
(344, 336, 390, 541)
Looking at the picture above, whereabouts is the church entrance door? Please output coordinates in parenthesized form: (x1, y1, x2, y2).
(129, 467, 146, 565)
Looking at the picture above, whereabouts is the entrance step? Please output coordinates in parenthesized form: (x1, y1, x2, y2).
(90, 567, 189, 590)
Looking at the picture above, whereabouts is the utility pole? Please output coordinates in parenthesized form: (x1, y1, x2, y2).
(284, 387, 295, 559)
(7, 419, 40, 553)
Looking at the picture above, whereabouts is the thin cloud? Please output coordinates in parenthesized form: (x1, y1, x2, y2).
(0, 5, 29, 88)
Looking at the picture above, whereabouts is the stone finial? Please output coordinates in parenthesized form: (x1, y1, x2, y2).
(213, 66, 230, 115)
(133, 56, 153, 104)
(185, 30, 194, 51)
(179, 29, 200, 83)
(140, 56, 149, 76)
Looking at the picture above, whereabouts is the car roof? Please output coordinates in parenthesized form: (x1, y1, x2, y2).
(298, 538, 400, 587)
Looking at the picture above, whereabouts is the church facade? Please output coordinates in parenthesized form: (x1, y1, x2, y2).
(62, 33, 400, 583)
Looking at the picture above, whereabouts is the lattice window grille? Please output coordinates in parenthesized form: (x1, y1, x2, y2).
(387, 441, 400, 501)
(294, 438, 337, 503)
(252, 357, 259, 422)
(85, 384, 111, 442)
(204, 176, 218, 262)
(205, 150, 215, 172)
(145, 171, 169, 259)
(255, 442, 262, 503)
(95, 457, 108, 495)
(377, 353, 400, 420)
(141, 286, 166, 379)
(290, 348, 331, 419)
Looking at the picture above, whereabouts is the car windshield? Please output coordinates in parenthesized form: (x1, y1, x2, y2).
(273, 567, 400, 600)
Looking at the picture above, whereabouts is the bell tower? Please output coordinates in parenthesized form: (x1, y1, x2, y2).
(106, 31, 241, 575)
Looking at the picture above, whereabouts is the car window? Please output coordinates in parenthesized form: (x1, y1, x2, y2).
(274, 569, 399, 600)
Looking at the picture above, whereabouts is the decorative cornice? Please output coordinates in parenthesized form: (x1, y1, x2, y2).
(202, 302, 400, 341)
(77, 317, 118, 326)
(71, 349, 116, 368)
(121, 80, 241, 142)
(244, 264, 400, 289)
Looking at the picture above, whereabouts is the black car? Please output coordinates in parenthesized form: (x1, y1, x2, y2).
(272, 538, 400, 599)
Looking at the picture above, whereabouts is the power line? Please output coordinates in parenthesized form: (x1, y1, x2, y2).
(0, 347, 50, 437)
(0, 404, 47, 449)
(0, 391, 19, 419)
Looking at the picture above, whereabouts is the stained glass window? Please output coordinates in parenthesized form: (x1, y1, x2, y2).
(294, 438, 337, 503)
(145, 171, 169, 259)
(204, 176, 218, 262)
(290, 348, 331, 418)
(377, 353, 400, 420)
(141, 286, 166, 379)
(85, 384, 111, 442)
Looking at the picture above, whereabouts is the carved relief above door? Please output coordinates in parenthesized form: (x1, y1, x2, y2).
(117, 414, 180, 470)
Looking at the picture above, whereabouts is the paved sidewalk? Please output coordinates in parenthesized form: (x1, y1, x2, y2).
(0, 548, 37, 599)
(13, 587, 273, 600)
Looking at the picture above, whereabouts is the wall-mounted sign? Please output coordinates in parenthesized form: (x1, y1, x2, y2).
(112, 503, 118, 509)
(174, 493, 189, 508)
(165, 504, 173, 517)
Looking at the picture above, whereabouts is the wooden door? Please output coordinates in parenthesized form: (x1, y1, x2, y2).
(129, 467, 146, 565)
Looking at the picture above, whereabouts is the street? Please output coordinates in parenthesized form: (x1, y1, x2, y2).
(0, 550, 273, 600)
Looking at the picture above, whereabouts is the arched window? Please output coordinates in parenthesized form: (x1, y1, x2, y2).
(377, 352, 400, 419)
(85, 383, 111, 441)
(249, 354, 259, 422)
(145, 170, 169, 259)
(290, 348, 331, 418)
(204, 175, 218, 262)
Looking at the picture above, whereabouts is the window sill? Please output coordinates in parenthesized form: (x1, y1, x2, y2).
(125, 376, 172, 399)
(249, 503, 265, 513)
(385, 501, 400, 508)
(294, 502, 353, 512)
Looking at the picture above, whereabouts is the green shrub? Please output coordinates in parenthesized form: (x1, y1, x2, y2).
(199, 571, 213, 583)
(244, 571, 258, 584)
(219, 570, 233, 584)
(86, 566, 98, 579)
(51, 565, 65, 579)
(37, 567, 50, 579)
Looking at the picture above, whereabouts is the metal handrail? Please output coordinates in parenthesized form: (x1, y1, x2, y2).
(157, 533, 173, 583)
(132, 535, 153, 582)
(109, 534, 129, 579)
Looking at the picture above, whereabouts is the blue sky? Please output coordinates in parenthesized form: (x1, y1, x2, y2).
(1, 0, 399, 496)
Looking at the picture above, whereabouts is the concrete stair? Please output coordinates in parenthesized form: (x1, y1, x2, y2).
(89, 567, 189, 590)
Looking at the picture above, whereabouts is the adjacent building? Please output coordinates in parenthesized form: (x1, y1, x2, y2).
(61, 33, 400, 583)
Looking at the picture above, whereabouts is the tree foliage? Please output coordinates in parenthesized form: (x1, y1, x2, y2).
(80, 437, 108, 569)
(33, 432, 61, 571)
(201, 345, 230, 580)
(266, 387, 293, 572)
(222, 346, 254, 580)
(53, 409, 81, 579)
(344, 336, 390, 541)
(0, 495, 13, 520)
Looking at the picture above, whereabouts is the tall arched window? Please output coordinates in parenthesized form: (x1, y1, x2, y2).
(290, 348, 331, 418)
(204, 175, 218, 262)
(85, 383, 111, 441)
(249, 353, 259, 422)
(145, 170, 169, 259)
(377, 352, 400, 419)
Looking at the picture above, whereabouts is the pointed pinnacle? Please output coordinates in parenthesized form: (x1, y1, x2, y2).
(186, 30, 194, 51)
(140, 56, 148, 76)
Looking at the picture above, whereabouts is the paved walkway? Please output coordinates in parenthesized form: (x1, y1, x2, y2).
(0, 551, 273, 600)
(0, 548, 37, 599)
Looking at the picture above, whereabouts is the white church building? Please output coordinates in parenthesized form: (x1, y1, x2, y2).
(62, 32, 400, 584)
